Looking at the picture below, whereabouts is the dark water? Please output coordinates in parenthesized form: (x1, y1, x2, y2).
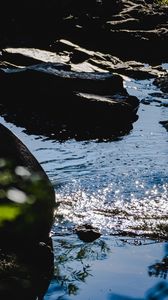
(1, 75, 168, 299)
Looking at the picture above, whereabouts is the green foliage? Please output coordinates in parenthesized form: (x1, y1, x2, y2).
(0, 205, 20, 224)
(0, 159, 55, 246)
(155, 0, 168, 5)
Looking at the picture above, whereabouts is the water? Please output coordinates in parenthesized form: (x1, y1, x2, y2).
(53, 79, 167, 239)
(1, 76, 168, 299)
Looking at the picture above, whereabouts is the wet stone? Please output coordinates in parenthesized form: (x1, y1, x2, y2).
(154, 74, 168, 93)
(75, 224, 101, 243)
(0, 47, 140, 140)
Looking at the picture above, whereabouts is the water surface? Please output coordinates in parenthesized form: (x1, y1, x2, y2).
(1, 76, 168, 299)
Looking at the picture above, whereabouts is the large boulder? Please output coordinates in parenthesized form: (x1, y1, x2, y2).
(0, 241, 54, 300)
(0, 47, 140, 140)
(0, 124, 56, 299)
(0, 124, 56, 249)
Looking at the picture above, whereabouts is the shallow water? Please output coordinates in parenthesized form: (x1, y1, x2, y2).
(1, 76, 168, 299)
(46, 238, 168, 300)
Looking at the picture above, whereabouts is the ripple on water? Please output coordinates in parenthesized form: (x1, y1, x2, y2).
(53, 78, 168, 241)
(0, 77, 167, 241)
(54, 181, 168, 239)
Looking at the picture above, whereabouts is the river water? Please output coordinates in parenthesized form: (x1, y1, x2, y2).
(1, 75, 168, 299)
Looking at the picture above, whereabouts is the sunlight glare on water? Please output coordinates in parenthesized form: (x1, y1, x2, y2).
(0, 77, 167, 241)
(55, 182, 168, 238)
(53, 78, 168, 240)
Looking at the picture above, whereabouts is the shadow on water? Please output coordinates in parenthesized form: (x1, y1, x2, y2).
(0, 104, 138, 142)
(148, 243, 168, 280)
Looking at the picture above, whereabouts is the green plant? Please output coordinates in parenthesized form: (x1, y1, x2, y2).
(0, 159, 56, 248)
(155, 0, 168, 5)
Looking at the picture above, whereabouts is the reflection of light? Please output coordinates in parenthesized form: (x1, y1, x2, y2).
(55, 182, 168, 238)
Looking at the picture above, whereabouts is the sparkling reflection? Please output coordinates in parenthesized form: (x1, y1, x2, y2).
(54, 182, 168, 239)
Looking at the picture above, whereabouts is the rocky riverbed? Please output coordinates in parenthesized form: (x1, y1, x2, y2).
(0, 0, 168, 140)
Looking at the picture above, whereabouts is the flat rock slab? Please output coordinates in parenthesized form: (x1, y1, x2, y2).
(2, 43, 166, 80)
(0, 48, 140, 140)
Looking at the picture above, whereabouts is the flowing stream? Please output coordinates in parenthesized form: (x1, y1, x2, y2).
(1, 75, 168, 299)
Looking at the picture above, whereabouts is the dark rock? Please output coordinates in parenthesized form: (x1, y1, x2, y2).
(145, 0, 154, 3)
(75, 224, 101, 242)
(0, 240, 54, 300)
(159, 120, 168, 131)
(141, 99, 151, 105)
(0, 49, 140, 140)
(51, 0, 168, 63)
(0, 124, 50, 179)
(1, 1, 168, 62)
(153, 74, 168, 93)
(1, 47, 70, 68)
(0, 124, 56, 250)
(51, 39, 166, 79)
(2, 40, 166, 82)
(0, 125, 55, 299)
